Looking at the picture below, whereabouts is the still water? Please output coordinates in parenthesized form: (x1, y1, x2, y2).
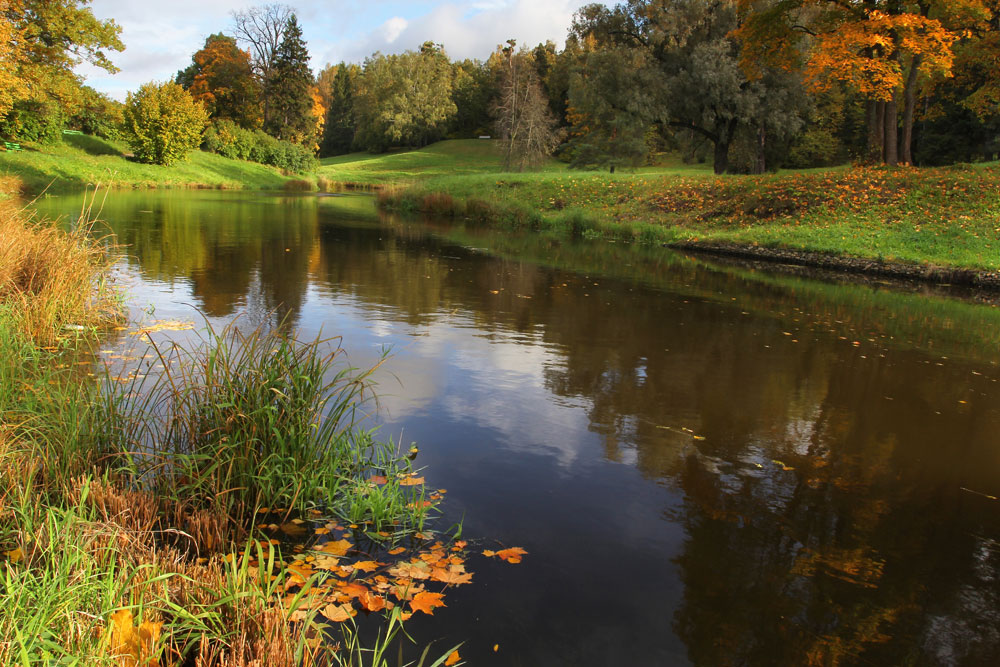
(34, 190, 1000, 665)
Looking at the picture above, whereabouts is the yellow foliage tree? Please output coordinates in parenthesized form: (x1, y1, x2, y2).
(0, 1, 26, 119)
(736, 0, 994, 165)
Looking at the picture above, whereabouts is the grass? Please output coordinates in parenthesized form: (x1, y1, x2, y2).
(0, 190, 458, 664)
(379, 161, 1000, 273)
(0, 134, 297, 194)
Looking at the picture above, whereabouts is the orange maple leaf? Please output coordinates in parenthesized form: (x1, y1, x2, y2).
(409, 591, 446, 615)
(444, 649, 462, 666)
(495, 547, 528, 564)
(321, 603, 356, 623)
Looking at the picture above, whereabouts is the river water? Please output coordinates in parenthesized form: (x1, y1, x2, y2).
(34, 190, 1000, 665)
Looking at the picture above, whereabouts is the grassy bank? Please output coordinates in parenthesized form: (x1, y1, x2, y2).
(379, 162, 1000, 273)
(0, 134, 298, 194)
(0, 193, 465, 664)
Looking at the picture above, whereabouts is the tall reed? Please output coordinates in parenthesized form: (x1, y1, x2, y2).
(0, 187, 122, 344)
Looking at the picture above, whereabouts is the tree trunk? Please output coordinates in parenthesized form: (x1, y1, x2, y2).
(875, 101, 886, 163)
(756, 125, 766, 174)
(884, 99, 898, 166)
(866, 100, 882, 163)
(901, 53, 923, 165)
(712, 119, 737, 175)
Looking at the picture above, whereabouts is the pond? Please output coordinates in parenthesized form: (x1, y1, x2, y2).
(34, 190, 1000, 665)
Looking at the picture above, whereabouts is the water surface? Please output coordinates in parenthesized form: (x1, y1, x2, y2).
(35, 190, 1000, 665)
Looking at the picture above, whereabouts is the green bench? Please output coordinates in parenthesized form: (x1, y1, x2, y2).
(3, 141, 22, 152)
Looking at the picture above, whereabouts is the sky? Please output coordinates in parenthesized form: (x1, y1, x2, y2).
(78, 0, 606, 100)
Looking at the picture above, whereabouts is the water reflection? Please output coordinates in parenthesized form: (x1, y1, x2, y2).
(33, 190, 1000, 664)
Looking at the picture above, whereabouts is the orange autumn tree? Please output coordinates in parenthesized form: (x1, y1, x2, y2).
(737, 0, 994, 165)
(180, 33, 260, 128)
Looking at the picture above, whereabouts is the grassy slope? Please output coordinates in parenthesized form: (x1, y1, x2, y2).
(362, 140, 1000, 273)
(0, 133, 293, 193)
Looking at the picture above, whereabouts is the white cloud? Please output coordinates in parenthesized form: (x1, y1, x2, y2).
(381, 17, 410, 44)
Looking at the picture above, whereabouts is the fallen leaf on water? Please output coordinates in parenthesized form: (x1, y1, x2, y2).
(444, 649, 462, 666)
(321, 603, 356, 623)
(318, 539, 353, 557)
(399, 476, 425, 487)
(370, 475, 388, 485)
(388, 547, 406, 555)
(482, 549, 496, 558)
(358, 590, 388, 612)
(495, 547, 527, 564)
(352, 560, 379, 573)
(410, 591, 446, 615)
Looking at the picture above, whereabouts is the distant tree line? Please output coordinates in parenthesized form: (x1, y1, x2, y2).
(4, 1, 1000, 172)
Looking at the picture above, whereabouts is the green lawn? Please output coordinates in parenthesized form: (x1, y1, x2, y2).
(0, 133, 294, 193)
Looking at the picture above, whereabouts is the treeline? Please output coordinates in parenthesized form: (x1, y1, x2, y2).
(3, 1, 1000, 174)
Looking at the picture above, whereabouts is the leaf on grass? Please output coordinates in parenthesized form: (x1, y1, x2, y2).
(409, 591, 446, 615)
(3, 548, 23, 563)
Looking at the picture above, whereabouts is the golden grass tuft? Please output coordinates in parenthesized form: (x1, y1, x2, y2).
(0, 191, 123, 343)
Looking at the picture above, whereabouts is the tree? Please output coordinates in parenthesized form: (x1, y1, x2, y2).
(572, 0, 805, 174)
(318, 62, 359, 156)
(492, 41, 564, 171)
(177, 34, 259, 128)
(353, 43, 457, 152)
(1, 0, 123, 137)
(122, 81, 208, 165)
(736, 0, 994, 165)
(263, 14, 318, 146)
(231, 3, 292, 126)
(566, 44, 653, 172)
(450, 58, 495, 137)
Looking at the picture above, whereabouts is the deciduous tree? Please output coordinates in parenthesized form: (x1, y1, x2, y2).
(492, 41, 563, 171)
(177, 34, 259, 128)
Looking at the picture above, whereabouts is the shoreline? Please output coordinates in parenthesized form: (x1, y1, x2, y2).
(669, 240, 1000, 291)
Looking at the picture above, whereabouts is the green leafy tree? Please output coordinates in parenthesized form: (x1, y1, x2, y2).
(122, 81, 208, 165)
(353, 43, 457, 152)
(566, 46, 653, 172)
(318, 62, 359, 156)
(450, 58, 495, 137)
(573, 0, 806, 174)
(263, 14, 315, 145)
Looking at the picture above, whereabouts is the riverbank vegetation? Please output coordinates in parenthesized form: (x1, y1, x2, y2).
(0, 195, 483, 663)
(380, 162, 1000, 272)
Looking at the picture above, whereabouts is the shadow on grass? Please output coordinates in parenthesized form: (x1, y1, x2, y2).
(63, 134, 122, 157)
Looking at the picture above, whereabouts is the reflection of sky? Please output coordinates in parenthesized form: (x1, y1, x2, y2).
(294, 288, 596, 468)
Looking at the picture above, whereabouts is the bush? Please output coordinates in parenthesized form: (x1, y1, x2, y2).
(203, 120, 318, 172)
(0, 100, 64, 143)
(122, 81, 208, 165)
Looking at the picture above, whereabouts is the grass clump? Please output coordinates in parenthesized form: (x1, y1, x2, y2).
(105, 320, 433, 542)
(0, 190, 122, 344)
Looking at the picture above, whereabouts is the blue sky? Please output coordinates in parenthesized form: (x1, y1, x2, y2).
(79, 0, 606, 100)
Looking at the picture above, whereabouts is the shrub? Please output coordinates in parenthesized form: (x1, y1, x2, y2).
(122, 81, 209, 165)
(0, 100, 64, 143)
